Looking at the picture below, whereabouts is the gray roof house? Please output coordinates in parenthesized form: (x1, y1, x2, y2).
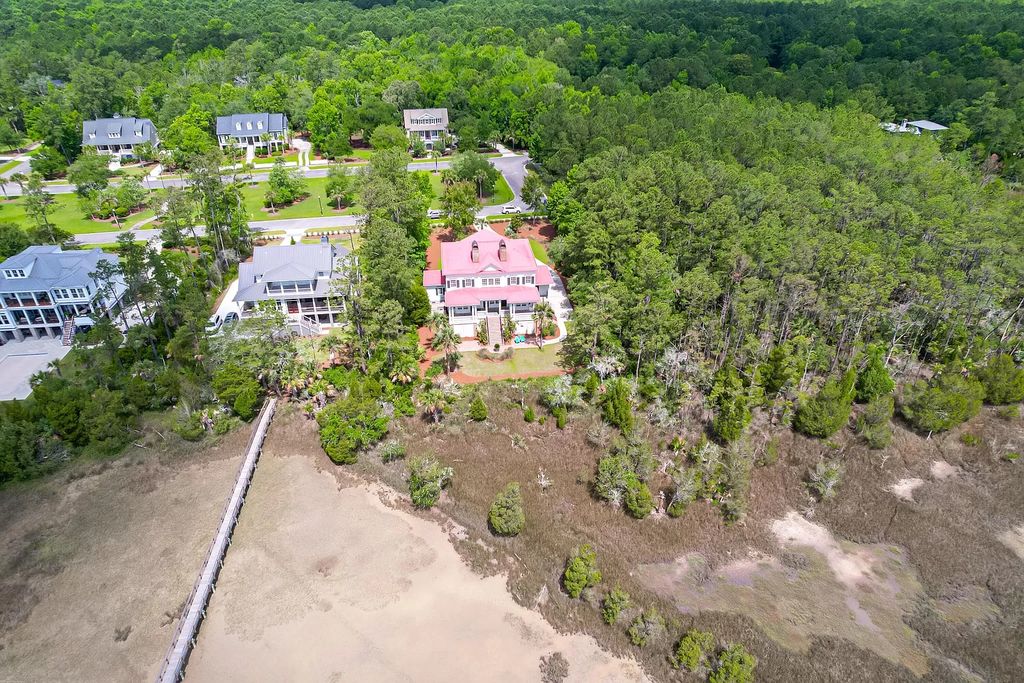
(216, 113, 289, 150)
(234, 242, 349, 332)
(402, 108, 450, 149)
(81, 116, 159, 157)
(0, 246, 127, 344)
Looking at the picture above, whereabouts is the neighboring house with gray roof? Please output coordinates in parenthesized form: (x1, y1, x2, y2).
(81, 115, 159, 159)
(234, 240, 349, 333)
(216, 113, 289, 152)
(402, 108, 450, 150)
(0, 246, 126, 345)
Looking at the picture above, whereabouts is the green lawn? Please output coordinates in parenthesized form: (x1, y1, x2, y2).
(529, 238, 551, 265)
(458, 343, 563, 378)
(88, 240, 147, 252)
(424, 172, 514, 209)
(0, 158, 21, 174)
(240, 176, 360, 220)
(0, 194, 157, 234)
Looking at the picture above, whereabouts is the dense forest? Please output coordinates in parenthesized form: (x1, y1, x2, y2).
(1, 0, 1022, 481)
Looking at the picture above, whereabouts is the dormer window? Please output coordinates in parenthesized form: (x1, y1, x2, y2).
(257, 120, 263, 130)
(3, 269, 26, 279)
(246, 122, 252, 130)
(236, 122, 241, 131)
(88, 132, 96, 139)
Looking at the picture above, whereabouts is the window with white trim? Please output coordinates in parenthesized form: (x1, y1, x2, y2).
(461, 278, 474, 288)
(522, 275, 535, 285)
(0, 311, 9, 325)
(508, 276, 520, 286)
(3, 269, 26, 279)
(447, 280, 459, 289)
(481, 277, 500, 287)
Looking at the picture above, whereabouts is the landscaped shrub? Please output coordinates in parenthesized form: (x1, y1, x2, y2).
(793, 369, 856, 438)
(408, 456, 453, 508)
(316, 391, 390, 465)
(476, 320, 489, 346)
(468, 395, 489, 421)
(624, 478, 654, 519)
(583, 372, 600, 401)
(488, 482, 525, 536)
(563, 544, 601, 598)
(553, 406, 567, 429)
(855, 345, 895, 402)
(601, 378, 634, 432)
(856, 395, 894, 449)
(627, 608, 665, 647)
(900, 367, 984, 433)
(233, 384, 260, 421)
(709, 644, 757, 683)
(601, 587, 631, 625)
(807, 460, 843, 500)
(672, 629, 715, 671)
(975, 353, 1024, 404)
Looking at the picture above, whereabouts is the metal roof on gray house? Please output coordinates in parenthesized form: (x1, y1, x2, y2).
(82, 116, 158, 146)
(234, 243, 349, 302)
(216, 113, 287, 137)
(0, 246, 120, 293)
(403, 108, 449, 131)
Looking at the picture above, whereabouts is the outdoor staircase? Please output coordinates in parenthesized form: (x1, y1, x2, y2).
(61, 319, 75, 346)
(486, 315, 501, 346)
(297, 314, 322, 337)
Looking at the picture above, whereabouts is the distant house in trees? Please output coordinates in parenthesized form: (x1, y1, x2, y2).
(881, 119, 949, 135)
(234, 240, 348, 334)
(216, 113, 289, 152)
(422, 226, 553, 337)
(402, 108, 450, 150)
(0, 246, 126, 344)
(81, 115, 159, 159)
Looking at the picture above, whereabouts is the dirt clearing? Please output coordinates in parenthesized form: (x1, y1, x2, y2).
(186, 409, 650, 682)
(0, 425, 252, 682)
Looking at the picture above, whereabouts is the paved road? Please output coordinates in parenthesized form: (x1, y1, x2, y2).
(71, 150, 531, 246)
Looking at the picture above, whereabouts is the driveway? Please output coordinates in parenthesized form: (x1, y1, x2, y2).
(0, 337, 72, 400)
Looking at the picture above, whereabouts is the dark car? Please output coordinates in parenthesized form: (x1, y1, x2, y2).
(223, 312, 240, 326)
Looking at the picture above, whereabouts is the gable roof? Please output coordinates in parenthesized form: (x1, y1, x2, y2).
(0, 246, 118, 292)
(440, 227, 536, 276)
(234, 243, 349, 302)
(82, 116, 157, 146)
(403, 108, 449, 131)
(216, 113, 287, 137)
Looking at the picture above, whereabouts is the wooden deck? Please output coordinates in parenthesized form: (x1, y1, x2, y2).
(155, 398, 277, 682)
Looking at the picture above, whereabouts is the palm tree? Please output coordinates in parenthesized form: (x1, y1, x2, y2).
(431, 148, 442, 173)
(390, 354, 419, 384)
(431, 322, 461, 373)
(426, 311, 448, 334)
(531, 301, 555, 348)
(417, 387, 449, 423)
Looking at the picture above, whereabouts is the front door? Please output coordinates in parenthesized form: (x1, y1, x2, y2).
(486, 300, 500, 313)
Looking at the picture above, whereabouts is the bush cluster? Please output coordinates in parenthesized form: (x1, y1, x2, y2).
(488, 482, 525, 536)
(563, 544, 601, 598)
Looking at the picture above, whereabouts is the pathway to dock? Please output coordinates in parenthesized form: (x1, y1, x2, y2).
(155, 398, 278, 682)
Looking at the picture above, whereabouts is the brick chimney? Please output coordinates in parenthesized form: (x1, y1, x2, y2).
(498, 240, 507, 262)
(471, 240, 479, 263)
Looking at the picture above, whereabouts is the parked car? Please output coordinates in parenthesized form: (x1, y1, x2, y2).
(501, 204, 521, 215)
(205, 314, 223, 334)
(223, 312, 239, 326)
(427, 209, 443, 219)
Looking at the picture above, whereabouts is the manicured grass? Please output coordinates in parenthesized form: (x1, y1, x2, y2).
(88, 240, 147, 252)
(458, 343, 563, 377)
(0, 194, 157, 234)
(239, 176, 360, 220)
(529, 238, 551, 265)
(0, 158, 21, 174)
(424, 172, 514, 209)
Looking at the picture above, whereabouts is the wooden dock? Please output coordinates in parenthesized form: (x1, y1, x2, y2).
(155, 398, 277, 682)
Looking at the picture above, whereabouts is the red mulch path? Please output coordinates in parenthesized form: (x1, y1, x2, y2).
(489, 219, 555, 243)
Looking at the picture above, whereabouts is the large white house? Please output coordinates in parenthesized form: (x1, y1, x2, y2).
(422, 227, 553, 337)
(216, 113, 289, 152)
(81, 115, 159, 159)
(402, 108, 450, 150)
(234, 241, 349, 334)
(0, 246, 126, 345)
